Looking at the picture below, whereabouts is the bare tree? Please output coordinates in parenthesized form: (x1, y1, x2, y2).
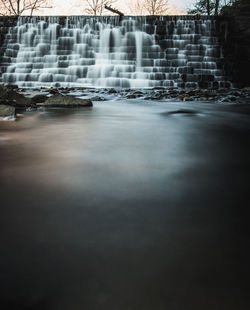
(126, 0, 146, 15)
(144, 0, 169, 15)
(85, 0, 103, 15)
(84, 0, 117, 15)
(0, 0, 52, 16)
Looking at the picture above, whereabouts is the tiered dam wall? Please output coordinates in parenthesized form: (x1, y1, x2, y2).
(0, 15, 230, 89)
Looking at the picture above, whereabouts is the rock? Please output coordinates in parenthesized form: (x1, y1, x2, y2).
(241, 87, 250, 93)
(153, 86, 165, 90)
(183, 96, 192, 101)
(43, 94, 93, 107)
(126, 94, 137, 99)
(216, 88, 228, 94)
(126, 91, 144, 99)
(231, 90, 242, 96)
(90, 96, 106, 101)
(26, 106, 37, 112)
(176, 95, 184, 101)
(108, 88, 117, 94)
(133, 91, 143, 95)
(48, 88, 59, 94)
(0, 85, 32, 108)
(0, 104, 15, 119)
(31, 94, 48, 103)
(169, 89, 179, 95)
(176, 95, 193, 101)
(144, 91, 166, 100)
(164, 109, 198, 116)
(5, 84, 18, 90)
(186, 90, 197, 96)
(220, 96, 238, 103)
(228, 96, 237, 102)
(60, 89, 71, 94)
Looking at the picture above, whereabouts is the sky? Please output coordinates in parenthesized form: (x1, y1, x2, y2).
(170, 0, 194, 10)
(40, 0, 196, 15)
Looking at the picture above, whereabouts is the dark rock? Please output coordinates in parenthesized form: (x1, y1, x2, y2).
(220, 95, 238, 102)
(144, 91, 166, 100)
(231, 90, 242, 96)
(31, 94, 48, 103)
(5, 84, 18, 90)
(133, 91, 144, 95)
(216, 88, 228, 94)
(48, 88, 59, 94)
(0, 85, 32, 107)
(163, 109, 198, 116)
(108, 88, 117, 94)
(176, 95, 193, 101)
(90, 96, 106, 101)
(227, 96, 237, 102)
(126, 94, 137, 99)
(43, 94, 93, 107)
(60, 89, 71, 94)
(0, 104, 15, 118)
(153, 87, 165, 90)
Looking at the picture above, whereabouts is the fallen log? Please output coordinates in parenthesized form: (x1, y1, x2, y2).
(104, 4, 124, 16)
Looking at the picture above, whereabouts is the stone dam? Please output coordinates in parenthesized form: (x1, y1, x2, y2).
(0, 15, 234, 89)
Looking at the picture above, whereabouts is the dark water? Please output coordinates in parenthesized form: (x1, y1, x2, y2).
(0, 100, 250, 310)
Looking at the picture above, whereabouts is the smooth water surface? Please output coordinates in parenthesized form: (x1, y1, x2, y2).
(0, 100, 250, 310)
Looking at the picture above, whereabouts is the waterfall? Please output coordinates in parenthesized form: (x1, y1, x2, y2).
(0, 16, 228, 89)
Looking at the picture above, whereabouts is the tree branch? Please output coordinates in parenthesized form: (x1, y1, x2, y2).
(104, 4, 124, 16)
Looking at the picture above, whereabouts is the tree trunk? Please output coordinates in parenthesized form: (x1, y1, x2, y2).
(206, 0, 210, 15)
(17, 0, 20, 15)
(215, 0, 220, 15)
(104, 4, 124, 16)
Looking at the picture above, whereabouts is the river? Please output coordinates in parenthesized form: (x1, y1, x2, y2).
(0, 99, 250, 309)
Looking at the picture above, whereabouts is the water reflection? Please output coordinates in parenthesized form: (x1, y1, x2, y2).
(0, 100, 250, 310)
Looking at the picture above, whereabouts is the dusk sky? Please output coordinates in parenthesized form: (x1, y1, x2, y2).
(40, 0, 196, 15)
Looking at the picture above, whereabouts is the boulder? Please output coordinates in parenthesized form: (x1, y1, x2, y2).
(0, 104, 15, 119)
(0, 85, 32, 108)
(144, 91, 166, 100)
(48, 88, 59, 94)
(108, 88, 117, 94)
(183, 96, 193, 102)
(43, 94, 93, 107)
(90, 96, 106, 101)
(164, 109, 198, 116)
(31, 94, 48, 103)
(5, 84, 18, 90)
(126, 94, 137, 99)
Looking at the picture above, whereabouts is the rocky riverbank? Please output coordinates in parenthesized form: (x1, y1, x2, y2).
(1, 85, 250, 120)
(0, 85, 93, 120)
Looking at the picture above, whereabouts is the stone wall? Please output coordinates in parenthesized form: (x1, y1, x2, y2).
(0, 17, 18, 51)
(0, 14, 249, 88)
(0, 17, 18, 77)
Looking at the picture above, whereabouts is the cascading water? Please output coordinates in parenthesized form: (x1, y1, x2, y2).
(0, 16, 228, 88)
